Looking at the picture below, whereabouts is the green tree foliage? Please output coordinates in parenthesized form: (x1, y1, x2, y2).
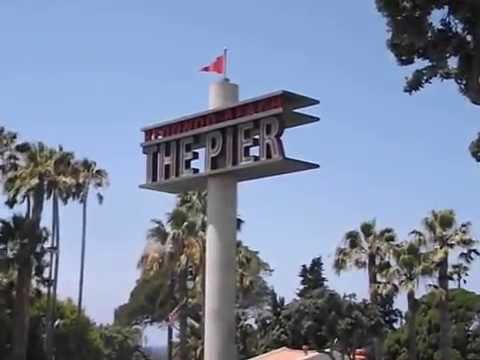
(385, 289, 480, 360)
(385, 236, 434, 360)
(0, 290, 142, 360)
(98, 325, 142, 360)
(281, 289, 347, 351)
(375, 2, 480, 162)
(254, 290, 288, 355)
(469, 133, 480, 162)
(114, 271, 171, 326)
(0, 127, 109, 360)
(411, 209, 477, 360)
(253, 289, 381, 359)
(449, 245, 479, 290)
(376, 0, 480, 106)
(334, 219, 397, 360)
(41, 298, 105, 360)
(297, 256, 327, 298)
(116, 192, 272, 359)
(0, 215, 49, 360)
(250, 260, 385, 360)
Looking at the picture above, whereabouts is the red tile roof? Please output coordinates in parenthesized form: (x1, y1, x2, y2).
(249, 347, 322, 360)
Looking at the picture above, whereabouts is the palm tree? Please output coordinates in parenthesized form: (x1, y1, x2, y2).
(0, 141, 77, 360)
(138, 191, 250, 360)
(44, 146, 77, 360)
(449, 263, 469, 289)
(449, 248, 480, 289)
(0, 214, 49, 360)
(236, 241, 272, 309)
(0, 127, 18, 171)
(2, 142, 53, 360)
(387, 235, 433, 360)
(166, 202, 204, 360)
(139, 208, 202, 360)
(74, 159, 109, 313)
(412, 209, 477, 360)
(137, 218, 175, 360)
(333, 219, 397, 360)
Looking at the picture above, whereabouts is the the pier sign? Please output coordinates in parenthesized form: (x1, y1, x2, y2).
(141, 90, 319, 193)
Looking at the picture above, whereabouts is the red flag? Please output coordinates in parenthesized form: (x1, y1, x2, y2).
(200, 54, 225, 75)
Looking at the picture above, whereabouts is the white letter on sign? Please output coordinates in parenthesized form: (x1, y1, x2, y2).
(225, 127, 234, 169)
(179, 137, 199, 176)
(205, 131, 223, 171)
(237, 122, 258, 165)
(143, 145, 157, 183)
(260, 117, 284, 160)
(158, 141, 177, 181)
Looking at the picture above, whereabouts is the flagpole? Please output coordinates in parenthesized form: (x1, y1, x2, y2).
(223, 47, 228, 80)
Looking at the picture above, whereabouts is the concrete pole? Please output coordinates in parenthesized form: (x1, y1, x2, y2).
(204, 78, 239, 360)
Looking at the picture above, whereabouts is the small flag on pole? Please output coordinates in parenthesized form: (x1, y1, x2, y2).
(200, 49, 228, 77)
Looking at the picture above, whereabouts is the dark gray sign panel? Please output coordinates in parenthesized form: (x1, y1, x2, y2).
(140, 90, 319, 194)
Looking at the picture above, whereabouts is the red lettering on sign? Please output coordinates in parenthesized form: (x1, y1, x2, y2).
(173, 123, 182, 135)
(235, 106, 244, 118)
(224, 109, 233, 121)
(194, 117, 205, 129)
(163, 126, 171, 137)
(206, 114, 217, 126)
(145, 130, 151, 142)
(246, 104, 256, 116)
(143, 94, 286, 142)
(256, 100, 267, 113)
(183, 120, 193, 132)
(271, 96, 283, 109)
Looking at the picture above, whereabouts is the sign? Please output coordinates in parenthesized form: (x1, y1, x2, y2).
(140, 90, 319, 193)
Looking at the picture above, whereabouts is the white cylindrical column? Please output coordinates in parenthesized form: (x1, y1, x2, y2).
(204, 78, 239, 360)
(208, 78, 239, 109)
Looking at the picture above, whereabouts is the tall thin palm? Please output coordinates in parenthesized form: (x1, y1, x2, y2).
(75, 159, 109, 313)
(333, 219, 396, 360)
(45, 146, 78, 360)
(412, 209, 477, 360)
(387, 236, 433, 360)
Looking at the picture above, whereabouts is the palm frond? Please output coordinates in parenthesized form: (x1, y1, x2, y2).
(360, 220, 376, 239)
(343, 230, 365, 251)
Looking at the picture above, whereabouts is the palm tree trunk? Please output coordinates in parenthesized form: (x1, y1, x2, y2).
(367, 254, 378, 302)
(11, 251, 33, 360)
(77, 191, 88, 313)
(407, 289, 417, 360)
(51, 195, 61, 332)
(200, 256, 206, 359)
(45, 195, 58, 360)
(168, 274, 175, 360)
(368, 254, 383, 360)
(438, 256, 451, 360)
(25, 197, 31, 219)
(178, 268, 188, 360)
(12, 186, 44, 360)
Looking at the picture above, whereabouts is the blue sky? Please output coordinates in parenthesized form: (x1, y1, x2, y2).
(1, 0, 480, 328)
